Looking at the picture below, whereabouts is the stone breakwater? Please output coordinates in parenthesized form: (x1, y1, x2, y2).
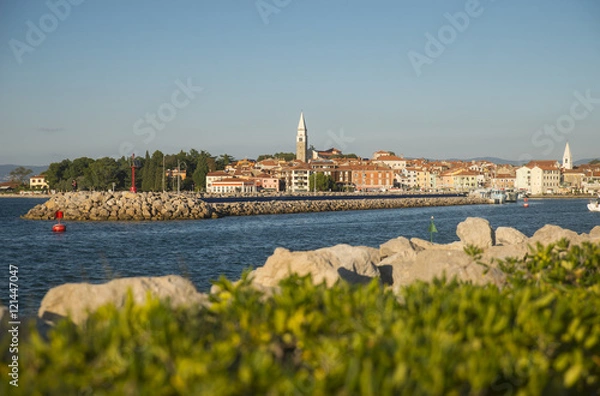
(22, 191, 488, 221)
(23, 192, 214, 221)
(20, 218, 598, 328)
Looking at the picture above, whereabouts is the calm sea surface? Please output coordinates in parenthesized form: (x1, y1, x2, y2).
(2, 197, 599, 316)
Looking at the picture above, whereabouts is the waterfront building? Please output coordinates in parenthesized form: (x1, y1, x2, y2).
(515, 160, 560, 194)
(206, 171, 230, 192)
(399, 167, 420, 189)
(562, 168, 586, 192)
(282, 162, 312, 192)
(336, 166, 354, 190)
(415, 168, 437, 191)
(439, 168, 480, 192)
(351, 164, 395, 191)
(490, 174, 516, 190)
(252, 173, 281, 192)
(29, 175, 49, 189)
(210, 178, 257, 194)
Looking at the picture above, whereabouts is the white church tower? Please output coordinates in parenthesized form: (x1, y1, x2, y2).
(562, 141, 573, 170)
(296, 111, 308, 162)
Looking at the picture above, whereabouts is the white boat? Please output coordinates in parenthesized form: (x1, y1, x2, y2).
(588, 196, 600, 212)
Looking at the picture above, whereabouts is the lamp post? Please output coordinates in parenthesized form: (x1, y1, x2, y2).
(177, 160, 186, 193)
(130, 154, 141, 193)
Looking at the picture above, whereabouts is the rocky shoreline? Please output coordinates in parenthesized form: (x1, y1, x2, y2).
(4, 218, 595, 329)
(21, 191, 488, 221)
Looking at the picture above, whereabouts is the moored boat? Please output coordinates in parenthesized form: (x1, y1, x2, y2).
(588, 196, 600, 212)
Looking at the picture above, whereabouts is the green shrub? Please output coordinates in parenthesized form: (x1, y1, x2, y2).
(2, 242, 600, 395)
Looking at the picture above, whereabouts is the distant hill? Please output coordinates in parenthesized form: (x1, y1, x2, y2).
(0, 164, 48, 182)
(575, 158, 599, 166)
(418, 157, 523, 165)
(426, 157, 599, 166)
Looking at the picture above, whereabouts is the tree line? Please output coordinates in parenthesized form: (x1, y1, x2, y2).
(44, 150, 236, 192)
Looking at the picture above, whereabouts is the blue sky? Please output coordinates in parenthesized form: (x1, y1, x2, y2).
(1, 0, 599, 165)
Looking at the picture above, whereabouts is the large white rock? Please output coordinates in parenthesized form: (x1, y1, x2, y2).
(480, 244, 530, 267)
(529, 224, 581, 246)
(456, 217, 495, 248)
(379, 236, 417, 260)
(495, 227, 528, 246)
(391, 249, 505, 289)
(409, 238, 464, 252)
(38, 275, 207, 326)
(250, 244, 381, 288)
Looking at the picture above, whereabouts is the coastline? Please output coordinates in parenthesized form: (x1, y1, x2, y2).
(527, 194, 597, 199)
(0, 193, 50, 198)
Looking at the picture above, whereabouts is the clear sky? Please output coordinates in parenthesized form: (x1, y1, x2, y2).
(1, 0, 599, 165)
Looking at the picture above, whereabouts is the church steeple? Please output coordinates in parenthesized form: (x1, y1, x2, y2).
(296, 111, 308, 162)
(298, 111, 307, 132)
(562, 142, 573, 170)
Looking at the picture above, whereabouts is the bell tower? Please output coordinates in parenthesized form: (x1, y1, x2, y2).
(562, 141, 573, 170)
(296, 111, 308, 162)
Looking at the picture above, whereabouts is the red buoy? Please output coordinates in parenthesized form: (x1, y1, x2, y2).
(53, 210, 66, 232)
(523, 197, 529, 208)
(52, 223, 66, 233)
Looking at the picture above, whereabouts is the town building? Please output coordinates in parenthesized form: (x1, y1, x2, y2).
(351, 164, 395, 191)
(252, 173, 281, 192)
(312, 148, 342, 160)
(372, 155, 407, 170)
(210, 178, 257, 194)
(515, 160, 560, 194)
(205, 171, 229, 192)
(29, 175, 49, 189)
(282, 163, 312, 192)
(562, 168, 586, 192)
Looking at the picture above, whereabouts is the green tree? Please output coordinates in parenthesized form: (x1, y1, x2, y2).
(44, 160, 72, 190)
(273, 152, 296, 162)
(86, 157, 120, 190)
(9, 166, 33, 184)
(193, 151, 215, 191)
(309, 173, 337, 192)
(141, 151, 156, 192)
(216, 154, 235, 170)
(256, 154, 273, 162)
(331, 153, 358, 159)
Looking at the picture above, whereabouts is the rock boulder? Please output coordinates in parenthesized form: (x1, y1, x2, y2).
(38, 275, 207, 326)
(250, 244, 381, 288)
(529, 224, 581, 246)
(495, 227, 528, 246)
(456, 217, 495, 248)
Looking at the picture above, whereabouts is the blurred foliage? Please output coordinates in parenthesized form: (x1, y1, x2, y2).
(2, 242, 600, 395)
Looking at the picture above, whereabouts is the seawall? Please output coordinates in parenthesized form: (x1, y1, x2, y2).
(22, 191, 489, 221)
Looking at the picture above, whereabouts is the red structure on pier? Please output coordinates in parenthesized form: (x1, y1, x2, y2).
(130, 154, 140, 193)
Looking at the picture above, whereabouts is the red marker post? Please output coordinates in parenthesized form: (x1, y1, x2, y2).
(130, 154, 140, 193)
(52, 210, 66, 233)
